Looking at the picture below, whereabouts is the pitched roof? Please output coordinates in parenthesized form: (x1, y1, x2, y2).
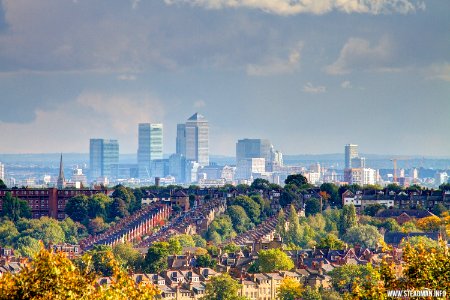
(375, 209, 434, 218)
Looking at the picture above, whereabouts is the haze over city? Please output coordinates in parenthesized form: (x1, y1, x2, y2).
(0, 0, 449, 156)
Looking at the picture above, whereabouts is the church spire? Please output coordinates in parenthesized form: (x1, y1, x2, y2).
(57, 153, 65, 189)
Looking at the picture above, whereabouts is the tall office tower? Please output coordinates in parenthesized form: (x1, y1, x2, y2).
(138, 123, 163, 179)
(169, 154, 186, 183)
(0, 162, 4, 181)
(89, 139, 119, 181)
(345, 144, 359, 169)
(351, 157, 366, 169)
(176, 124, 186, 156)
(177, 113, 209, 166)
(236, 139, 272, 164)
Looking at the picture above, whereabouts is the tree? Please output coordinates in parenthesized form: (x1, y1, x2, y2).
(0, 192, 31, 221)
(207, 215, 236, 243)
(380, 218, 401, 232)
(277, 277, 303, 300)
(339, 204, 357, 236)
(342, 225, 383, 249)
(318, 233, 346, 250)
(202, 273, 246, 300)
(24, 217, 66, 246)
(252, 248, 294, 273)
(416, 215, 441, 232)
(431, 203, 447, 217)
(400, 221, 420, 233)
(305, 198, 321, 216)
(112, 242, 143, 271)
(227, 205, 253, 233)
(173, 234, 196, 248)
(112, 185, 137, 213)
(15, 236, 41, 258)
(301, 287, 322, 300)
(108, 198, 129, 220)
(363, 203, 386, 217)
(59, 217, 86, 244)
(386, 183, 402, 193)
(65, 195, 89, 223)
(284, 174, 308, 188)
(87, 194, 110, 219)
(285, 205, 303, 246)
(87, 244, 115, 276)
(0, 179, 7, 189)
(275, 209, 286, 239)
(250, 178, 271, 191)
(280, 184, 300, 207)
(196, 253, 216, 268)
(167, 237, 182, 255)
(0, 219, 19, 246)
(399, 236, 439, 249)
(329, 264, 375, 293)
(192, 234, 207, 248)
(144, 242, 169, 273)
(229, 196, 261, 224)
(88, 217, 109, 235)
(320, 183, 339, 207)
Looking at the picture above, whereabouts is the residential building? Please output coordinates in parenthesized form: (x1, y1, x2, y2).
(89, 139, 119, 181)
(344, 168, 377, 185)
(138, 123, 163, 179)
(176, 113, 209, 166)
(345, 144, 358, 169)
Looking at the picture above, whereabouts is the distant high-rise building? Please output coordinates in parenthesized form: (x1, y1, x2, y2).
(236, 158, 266, 180)
(138, 123, 163, 179)
(176, 113, 209, 166)
(236, 139, 272, 162)
(57, 153, 66, 189)
(169, 154, 186, 183)
(345, 144, 359, 169)
(351, 157, 366, 169)
(0, 162, 4, 181)
(89, 139, 119, 181)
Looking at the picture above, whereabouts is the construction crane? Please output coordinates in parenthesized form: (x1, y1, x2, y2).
(390, 157, 410, 183)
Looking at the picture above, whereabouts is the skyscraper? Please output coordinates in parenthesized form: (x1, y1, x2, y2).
(236, 139, 272, 163)
(138, 123, 163, 179)
(176, 113, 209, 166)
(345, 144, 358, 169)
(0, 162, 4, 181)
(89, 139, 119, 181)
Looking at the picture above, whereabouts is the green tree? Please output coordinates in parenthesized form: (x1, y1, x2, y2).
(284, 174, 308, 188)
(207, 215, 235, 243)
(227, 205, 253, 233)
(318, 233, 346, 250)
(386, 183, 402, 193)
(252, 248, 294, 273)
(65, 195, 89, 223)
(250, 178, 271, 191)
(87, 194, 111, 219)
(280, 184, 300, 207)
(0, 179, 7, 189)
(431, 203, 447, 217)
(112, 242, 143, 271)
(302, 287, 322, 300)
(196, 253, 216, 268)
(0, 219, 19, 246)
(108, 198, 129, 220)
(363, 203, 386, 217)
(23, 217, 65, 246)
(339, 204, 357, 236)
(144, 242, 169, 273)
(320, 183, 339, 207)
(275, 209, 286, 239)
(112, 185, 137, 213)
(0, 192, 31, 221)
(329, 264, 375, 293)
(277, 277, 303, 300)
(15, 236, 41, 258)
(342, 225, 383, 249)
(229, 196, 261, 224)
(192, 234, 207, 247)
(173, 234, 196, 248)
(168, 237, 182, 255)
(202, 273, 246, 300)
(399, 236, 439, 250)
(305, 198, 321, 216)
(285, 205, 302, 246)
(59, 217, 86, 244)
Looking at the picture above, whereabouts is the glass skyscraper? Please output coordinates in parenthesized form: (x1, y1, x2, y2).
(89, 139, 119, 180)
(176, 113, 209, 167)
(138, 123, 163, 179)
(345, 144, 359, 169)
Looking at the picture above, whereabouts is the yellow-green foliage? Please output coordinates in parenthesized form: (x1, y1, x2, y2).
(0, 246, 159, 300)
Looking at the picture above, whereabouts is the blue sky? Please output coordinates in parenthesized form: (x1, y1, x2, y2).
(0, 0, 449, 156)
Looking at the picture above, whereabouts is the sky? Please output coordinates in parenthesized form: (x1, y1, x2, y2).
(0, 0, 449, 157)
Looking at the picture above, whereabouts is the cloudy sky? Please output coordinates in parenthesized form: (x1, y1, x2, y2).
(0, 0, 449, 156)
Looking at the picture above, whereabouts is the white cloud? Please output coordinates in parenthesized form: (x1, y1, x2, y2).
(194, 100, 206, 108)
(341, 80, 352, 88)
(303, 82, 326, 94)
(117, 74, 137, 81)
(247, 44, 302, 76)
(326, 37, 393, 75)
(0, 92, 165, 153)
(426, 63, 450, 82)
(164, 0, 424, 15)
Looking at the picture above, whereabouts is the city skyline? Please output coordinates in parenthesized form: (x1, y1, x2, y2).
(0, 1, 449, 156)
